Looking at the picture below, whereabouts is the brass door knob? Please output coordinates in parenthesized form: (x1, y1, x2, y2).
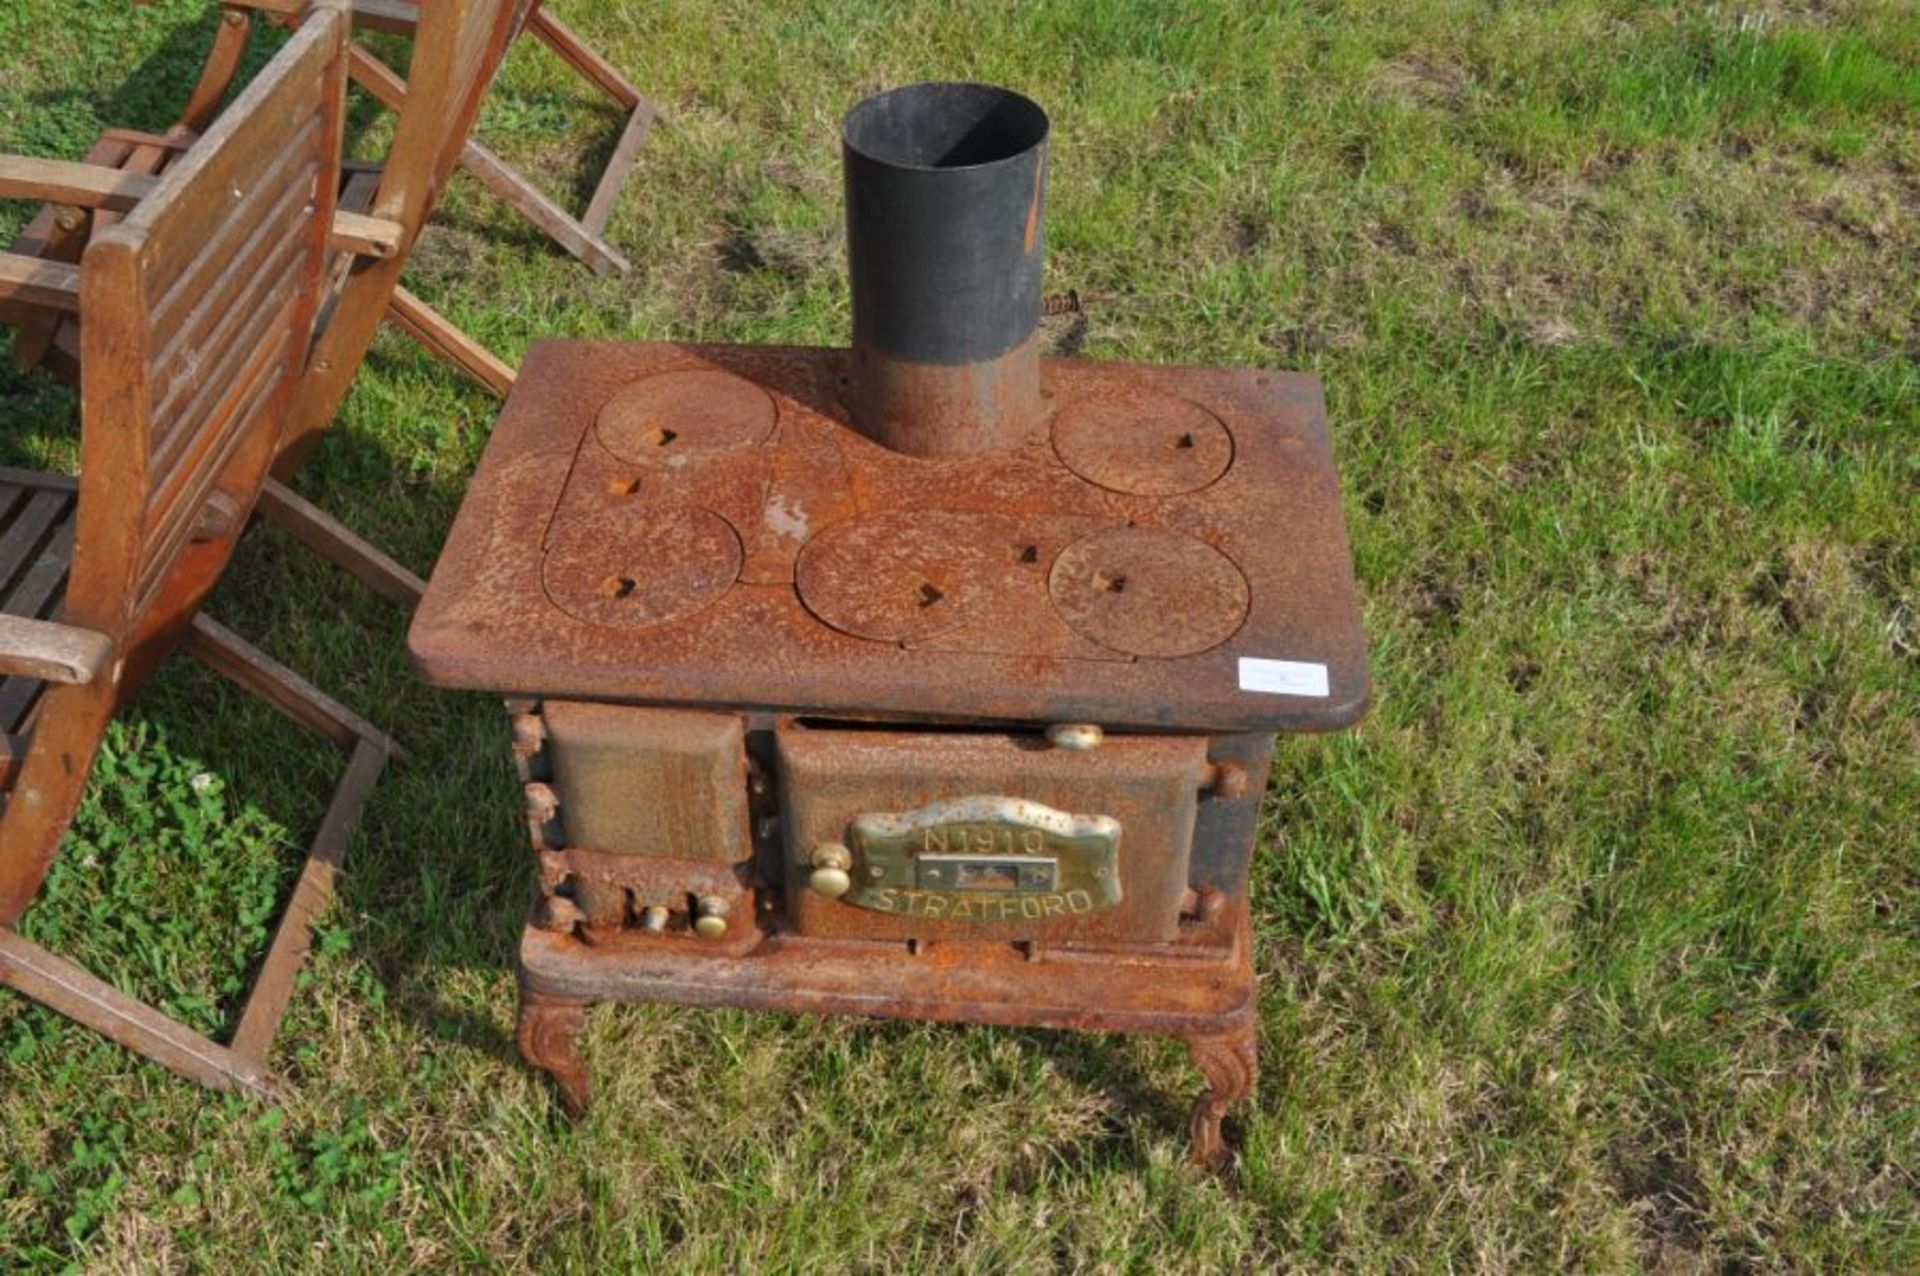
(809, 842, 853, 898)
(693, 896, 730, 938)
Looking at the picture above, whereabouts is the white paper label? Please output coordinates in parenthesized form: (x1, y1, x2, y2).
(1238, 657, 1330, 698)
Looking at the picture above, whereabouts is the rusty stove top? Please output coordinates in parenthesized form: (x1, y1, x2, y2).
(409, 340, 1369, 733)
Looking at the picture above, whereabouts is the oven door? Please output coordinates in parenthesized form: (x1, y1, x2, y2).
(777, 721, 1209, 943)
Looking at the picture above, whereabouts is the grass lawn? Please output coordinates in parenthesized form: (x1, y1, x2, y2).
(2, 0, 1917, 1268)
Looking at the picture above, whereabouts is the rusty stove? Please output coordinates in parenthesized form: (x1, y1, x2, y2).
(409, 83, 1369, 1165)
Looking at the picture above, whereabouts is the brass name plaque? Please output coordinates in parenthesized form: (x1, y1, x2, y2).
(842, 795, 1122, 920)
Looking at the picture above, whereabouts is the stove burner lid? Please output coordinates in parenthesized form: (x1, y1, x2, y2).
(542, 503, 742, 629)
(1050, 389, 1233, 496)
(795, 510, 1024, 644)
(1047, 527, 1249, 658)
(594, 369, 776, 464)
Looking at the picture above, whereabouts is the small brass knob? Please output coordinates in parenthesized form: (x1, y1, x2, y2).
(809, 842, 853, 898)
(1046, 722, 1104, 751)
(693, 896, 730, 939)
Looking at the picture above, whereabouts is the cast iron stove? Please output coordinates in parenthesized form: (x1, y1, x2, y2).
(409, 83, 1369, 1165)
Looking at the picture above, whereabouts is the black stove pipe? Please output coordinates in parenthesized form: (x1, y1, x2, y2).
(842, 82, 1050, 456)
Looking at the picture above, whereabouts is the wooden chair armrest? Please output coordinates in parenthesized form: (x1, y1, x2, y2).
(0, 614, 114, 684)
(329, 209, 404, 258)
(0, 253, 80, 312)
(0, 156, 155, 211)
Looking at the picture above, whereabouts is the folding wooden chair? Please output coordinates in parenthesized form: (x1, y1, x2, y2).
(201, 0, 656, 277)
(3, 0, 524, 613)
(8, 0, 521, 400)
(0, 4, 401, 1095)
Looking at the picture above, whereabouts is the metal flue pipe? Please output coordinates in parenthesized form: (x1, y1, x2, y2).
(842, 82, 1050, 456)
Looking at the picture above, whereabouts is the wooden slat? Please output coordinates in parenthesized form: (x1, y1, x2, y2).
(183, 614, 401, 759)
(0, 480, 78, 748)
(0, 487, 31, 551)
(0, 466, 77, 493)
(338, 168, 381, 215)
(138, 333, 291, 608)
(0, 490, 72, 594)
(97, 128, 194, 154)
(116, 24, 335, 305)
(0, 484, 42, 586)
(147, 128, 317, 330)
(0, 156, 156, 211)
(0, 255, 79, 312)
(150, 221, 307, 442)
(230, 734, 388, 1061)
(385, 285, 515, 396)
(0, 929, 281, 1098)
(256, 479, 425, 605)
(2, 497, 77, 622)
(149, 181, 312, 420)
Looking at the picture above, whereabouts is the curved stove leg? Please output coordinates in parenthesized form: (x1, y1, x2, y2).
(517, 989, 592, 1116)
(1182, 1023, 1258, 1169)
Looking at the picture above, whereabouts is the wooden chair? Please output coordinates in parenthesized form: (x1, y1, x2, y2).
(3, 0, 524, 612)
(6, 0, 522, 401)
(200, 0, 656, 277)
(265, 0, 523, 609)
(0, 3, 401, 1096)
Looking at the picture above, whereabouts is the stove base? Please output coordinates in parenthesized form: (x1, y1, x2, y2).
(515, 906, 1260, 1167)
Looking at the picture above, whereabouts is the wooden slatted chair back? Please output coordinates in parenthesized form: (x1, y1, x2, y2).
(0, 5, 352, 923)
(76, 13, 350, 632)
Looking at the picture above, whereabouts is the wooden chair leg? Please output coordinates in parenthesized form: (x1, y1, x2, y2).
(229, 733, 388, 1062)
(0, 927, 282, 1097)
(183, 614, 406, 762)
(580, 104, 654, 238)
(180, 5, 258, 133)
(526, 4, 653, 113)
(0, 640, 398, 1091)
(455, 139, 631, 277)
(179, 615, 404, 1070)
(520, 3, 663, 263)
(385, 285, 516, 398)
(256, 477, 426, 607)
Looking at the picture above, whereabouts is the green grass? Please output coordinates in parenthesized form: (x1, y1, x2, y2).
(2, 0, 1917, 1268)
